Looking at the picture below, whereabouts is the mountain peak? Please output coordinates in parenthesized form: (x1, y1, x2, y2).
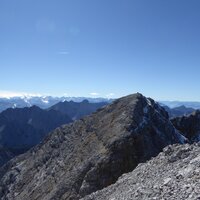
(82, 99, 90, 103)
(0, 93, 186, 200)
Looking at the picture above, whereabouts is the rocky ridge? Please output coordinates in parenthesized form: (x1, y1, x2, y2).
(0, 93, 186, 200)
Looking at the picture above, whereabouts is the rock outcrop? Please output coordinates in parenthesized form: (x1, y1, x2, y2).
(83, 143, 200, 200)
(172, 110, 200, 142)
(0, 93, 186, 200)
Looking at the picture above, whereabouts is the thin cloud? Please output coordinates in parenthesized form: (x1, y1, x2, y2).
(90, 92, 100, 96)
(0, 90, 42, 98)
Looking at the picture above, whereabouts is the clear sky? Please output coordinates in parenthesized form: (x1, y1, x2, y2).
(1, 0, 200, 100)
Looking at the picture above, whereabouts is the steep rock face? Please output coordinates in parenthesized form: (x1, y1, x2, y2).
(83, 143, 200, 200)
(172, 110, 200, 142)
(0, 93, 186, 200)
(49, 100, 108, 120)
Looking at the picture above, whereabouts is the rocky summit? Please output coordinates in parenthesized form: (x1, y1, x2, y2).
(0, 93, 186, 200)
(83, 143, 200, 200)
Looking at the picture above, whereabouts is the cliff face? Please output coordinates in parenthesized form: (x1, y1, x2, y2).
(0, 93, 186, 200)
(172, 110, 200, 142)
(83, 143, 200, 200)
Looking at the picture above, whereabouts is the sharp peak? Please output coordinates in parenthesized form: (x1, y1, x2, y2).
(101, 93, 157, 116)
(30, 105, 41, 109)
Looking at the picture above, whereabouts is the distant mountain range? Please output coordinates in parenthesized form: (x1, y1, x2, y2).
(49, 100, 108, 120)
(159, 100, 200, 109)
(1, 95, 200, 114)
(162, 105, 195, 118)
(0, 96, 112, 113)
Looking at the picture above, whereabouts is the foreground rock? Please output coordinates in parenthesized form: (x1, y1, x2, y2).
(0, 93, 186, 200)
(172, 110, 200, 142)
(83, 143, 200, 200)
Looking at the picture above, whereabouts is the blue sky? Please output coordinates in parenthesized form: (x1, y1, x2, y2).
(1, 0, 200, 100)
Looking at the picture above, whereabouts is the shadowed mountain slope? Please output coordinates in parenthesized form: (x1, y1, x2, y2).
(0, 106, 72, 166)
(49, 100, 108, 120)
(0, 106, 72, 149)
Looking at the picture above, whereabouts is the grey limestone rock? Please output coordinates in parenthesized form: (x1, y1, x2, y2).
(83, 143, 200, 200)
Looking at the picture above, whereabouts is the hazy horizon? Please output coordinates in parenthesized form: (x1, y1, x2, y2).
(1, 90, 200, 102)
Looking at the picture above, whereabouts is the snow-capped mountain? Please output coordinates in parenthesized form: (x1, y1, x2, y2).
(0, 96, 113, 113)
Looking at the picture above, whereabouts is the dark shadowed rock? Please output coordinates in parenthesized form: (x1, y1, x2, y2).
(0, 106, 72, 166)
(0, 93, 186, 200)
(172, 110, 200, 142)
(0, 146, 14, 167)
